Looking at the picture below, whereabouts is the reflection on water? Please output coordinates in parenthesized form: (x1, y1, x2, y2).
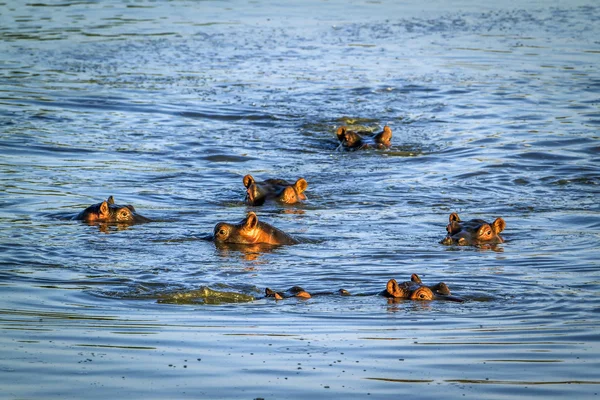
(1, 0, 599, 398)
(214, 241, 282, 261)
(78, 221, 137, 233)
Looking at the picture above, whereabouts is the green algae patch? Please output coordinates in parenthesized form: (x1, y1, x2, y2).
(157, 287, 255, 305)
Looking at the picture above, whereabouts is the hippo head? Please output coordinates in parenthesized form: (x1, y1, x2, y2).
(336, 126, 363, 148)
(213, 211, 298, 246)
(243, 175, 308, 206)
(384, 274, 464, 302)
(76, 196, 150, 224)
(386, 278, 435, 300)
(442, 212, 505, 246)
(336, 125, 392, 149)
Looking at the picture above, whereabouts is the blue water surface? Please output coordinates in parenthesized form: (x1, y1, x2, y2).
(0, 0, 599, 399)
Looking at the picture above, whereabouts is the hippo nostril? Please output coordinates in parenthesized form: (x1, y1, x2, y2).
(458, 238, 467, 246)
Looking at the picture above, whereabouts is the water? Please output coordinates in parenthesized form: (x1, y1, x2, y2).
(1, 0, 599, 398)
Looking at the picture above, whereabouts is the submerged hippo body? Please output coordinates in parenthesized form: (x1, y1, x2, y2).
(264, 275, 462, 303)
(213, 212, 299, 245)
(75, 196, 150, 224)
(265, 286, 312, 300)
(381, 274, 464, 302)
(243, 175, 308, 206)
(336, 125, 392, 151)
(265, 286, 350, 300)
(441, 212, 506, 246)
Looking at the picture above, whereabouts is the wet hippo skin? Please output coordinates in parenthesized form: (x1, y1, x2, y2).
(336, 125, 392, 150)
(441, 212, 505, 246)
(381, 273, 464, 302)
(213, 211, 299, 245)
(75, 196, 151, 224)
(243, 174, 308, 206)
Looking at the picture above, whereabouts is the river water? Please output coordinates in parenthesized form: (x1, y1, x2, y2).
(1, 0, 599, 398)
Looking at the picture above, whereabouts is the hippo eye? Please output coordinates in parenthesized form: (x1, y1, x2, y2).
(219, 229, 227, 236)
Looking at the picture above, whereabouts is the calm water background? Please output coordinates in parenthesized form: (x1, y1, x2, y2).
(1, 0, 599, 398)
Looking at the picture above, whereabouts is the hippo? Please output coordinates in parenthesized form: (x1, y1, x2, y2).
(243, 174, 308, 206)
(336, 125, 392, 150)
(381, 274, 464, 302)
(265, 287, 351, 300)
(265, 286, 312, 300)
(213, 211, 299, 245)
(441, 212, 506, 246)
(264, 275, 462, 302)
(75, 196, 151, 224)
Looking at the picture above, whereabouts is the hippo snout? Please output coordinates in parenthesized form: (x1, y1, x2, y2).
(441, 236, 453, 245)
(441, 236, 469, 246)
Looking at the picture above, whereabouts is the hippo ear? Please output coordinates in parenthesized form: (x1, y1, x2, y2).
(294, 178, 308, 194)
(336, 126, 347, 141)
(243, 175, 255, 189)
(99, 201, 109, 216)
(386, 279, 400, 297)
(245, 212, 258, 229)
(375, 126, 392, 144)
(383, 125, 392, 137)
(107, 196, 115, 205)
(492, 217, 506, 234)
(411, 274, 422, 284)
(386, 279, 409, 298)
(449, 212, 461, 223)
